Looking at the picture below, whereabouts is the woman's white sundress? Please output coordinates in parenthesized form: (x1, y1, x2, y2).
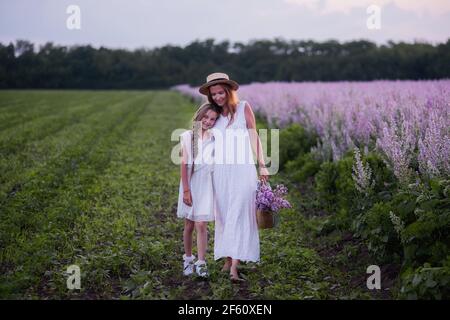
(176, 130, 215, 222)
(212, 100, 260, 262)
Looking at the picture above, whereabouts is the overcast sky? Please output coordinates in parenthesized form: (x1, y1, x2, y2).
(1, 0, 449, 50)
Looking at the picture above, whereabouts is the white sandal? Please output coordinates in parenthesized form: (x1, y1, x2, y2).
(183, 254, 196, 276)
(194, 260, 209, 278)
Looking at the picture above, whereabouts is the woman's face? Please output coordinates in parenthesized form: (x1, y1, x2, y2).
(209, 85, 227, 106)
(202, 109, 219, 130)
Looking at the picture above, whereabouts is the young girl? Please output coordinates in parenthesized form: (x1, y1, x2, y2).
(176, 102, 221, 277)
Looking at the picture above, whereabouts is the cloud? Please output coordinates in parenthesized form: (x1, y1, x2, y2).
(284, 0, 450, 15)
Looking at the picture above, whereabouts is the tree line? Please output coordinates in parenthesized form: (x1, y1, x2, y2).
(0, 38, 449, 89)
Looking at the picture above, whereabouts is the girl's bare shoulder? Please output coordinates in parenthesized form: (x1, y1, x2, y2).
(180, 129, 192, 139)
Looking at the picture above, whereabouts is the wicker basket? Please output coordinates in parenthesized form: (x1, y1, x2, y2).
(256, 209, 274, 229)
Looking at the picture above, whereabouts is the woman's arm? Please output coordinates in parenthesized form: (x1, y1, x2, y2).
(244, 102, 269, 181)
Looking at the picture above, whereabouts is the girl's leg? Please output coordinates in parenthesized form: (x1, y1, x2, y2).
(195, 221, 208, 261)
(183, 219, 195, 257)
(230, 259, 240, 279)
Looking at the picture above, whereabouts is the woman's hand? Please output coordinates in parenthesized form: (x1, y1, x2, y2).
(183, 189, 193, 207)
(259, 166, 269, 183)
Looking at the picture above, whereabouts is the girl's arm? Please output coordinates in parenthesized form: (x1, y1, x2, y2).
(244, 102, 269, 182)
(180, 136, 193, 206)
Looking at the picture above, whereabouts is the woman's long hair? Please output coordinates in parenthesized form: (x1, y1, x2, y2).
(189, 102, 221, 177)
(206, 83, 239, 128)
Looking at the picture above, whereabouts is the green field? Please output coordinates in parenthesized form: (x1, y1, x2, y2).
(0, 90, 390, 299)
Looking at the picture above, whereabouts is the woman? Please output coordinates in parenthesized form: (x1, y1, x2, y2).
(198, 72, 269, 282)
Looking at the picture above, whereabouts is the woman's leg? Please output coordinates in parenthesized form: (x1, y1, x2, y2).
(183, 219, 195, 256)
(222, 257, 232, 272)
(195, 221, 208, 261)
(230, 259, 240, 279)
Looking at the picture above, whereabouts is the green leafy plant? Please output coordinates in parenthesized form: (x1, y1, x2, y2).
(279, 124, 317, 170)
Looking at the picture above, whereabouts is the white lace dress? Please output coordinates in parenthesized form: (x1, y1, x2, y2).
(212, 100, 260, 262)
(176, 130, 215, 222)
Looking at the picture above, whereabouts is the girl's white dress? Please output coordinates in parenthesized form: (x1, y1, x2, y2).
(176, 130, 215, 222)
(212, 100, 260, 262)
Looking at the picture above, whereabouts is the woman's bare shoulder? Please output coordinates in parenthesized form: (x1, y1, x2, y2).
(243, 101, 255, 116)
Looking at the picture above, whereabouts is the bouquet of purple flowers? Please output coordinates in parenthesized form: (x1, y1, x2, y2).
(256, 181, 292, 228)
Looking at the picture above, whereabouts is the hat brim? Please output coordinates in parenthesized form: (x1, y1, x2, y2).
(199, 79, 239, 95)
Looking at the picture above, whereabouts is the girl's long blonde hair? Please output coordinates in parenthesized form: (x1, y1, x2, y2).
(189, 102, 221, 177)
(206, 83, 239, 128)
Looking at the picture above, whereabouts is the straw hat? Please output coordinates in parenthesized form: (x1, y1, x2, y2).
(198, 72, 239, 95)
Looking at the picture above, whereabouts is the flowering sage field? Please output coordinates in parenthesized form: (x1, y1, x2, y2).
(174, 81, 450, 299)
(176, 80, 450, 181)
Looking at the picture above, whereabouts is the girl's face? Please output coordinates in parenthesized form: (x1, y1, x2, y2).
(201, 109, 219, 130)
(209, 85, 227, 106)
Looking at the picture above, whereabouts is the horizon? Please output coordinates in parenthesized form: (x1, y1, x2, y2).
(2, 37, 449, 53)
